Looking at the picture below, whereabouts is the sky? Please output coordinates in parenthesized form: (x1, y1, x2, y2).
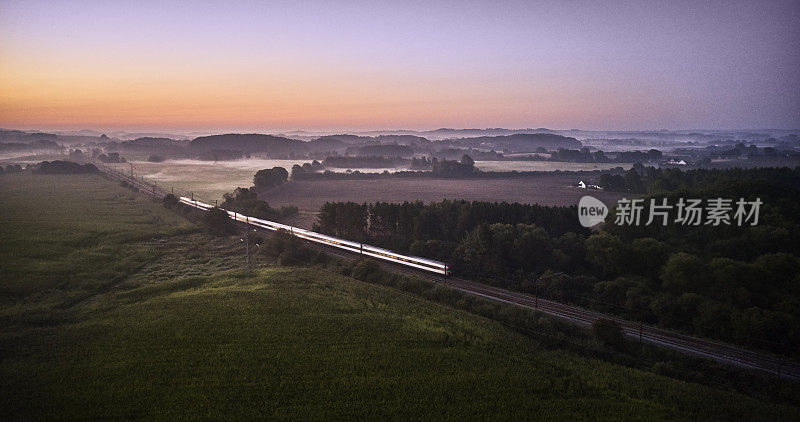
(1, 0, 798, 132)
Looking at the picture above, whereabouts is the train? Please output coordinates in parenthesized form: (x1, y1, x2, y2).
(179, 196, 450, 275)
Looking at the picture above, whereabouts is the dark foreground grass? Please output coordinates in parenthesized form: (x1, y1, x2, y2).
(0, 174, 198, 329)
(3, 267, 799, 420)
(1, 173, 799, 419)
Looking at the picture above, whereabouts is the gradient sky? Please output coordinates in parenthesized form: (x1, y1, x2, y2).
(1, 0, 798, 132)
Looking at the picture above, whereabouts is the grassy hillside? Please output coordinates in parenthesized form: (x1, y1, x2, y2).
(0, 173, 798, 419)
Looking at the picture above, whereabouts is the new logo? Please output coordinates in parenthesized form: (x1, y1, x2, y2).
(578, 195, 608, 228)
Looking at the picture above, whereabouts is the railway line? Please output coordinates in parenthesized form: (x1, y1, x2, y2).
(97, 163, 800, 381)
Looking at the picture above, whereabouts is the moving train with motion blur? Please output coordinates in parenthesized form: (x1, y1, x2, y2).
(179, 196, 451, 276)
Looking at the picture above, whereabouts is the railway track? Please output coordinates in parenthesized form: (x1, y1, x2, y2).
(440, 277, 800, 379)
(97, 164, 800, 381)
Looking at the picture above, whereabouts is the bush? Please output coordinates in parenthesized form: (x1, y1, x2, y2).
(203, 207, 235, 236)
(162, 193, 179, 209)
(253, 167, 288, 191)
(278, 205, 299, 217)
(221, 187, 292, 220)
(592, 318, 625, 350)
(351, 260, 384, 283)
(261, 229, 317, 265)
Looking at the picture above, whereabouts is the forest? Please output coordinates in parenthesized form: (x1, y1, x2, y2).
(314, 166, 800, 357)
(545, 147, 662, 163)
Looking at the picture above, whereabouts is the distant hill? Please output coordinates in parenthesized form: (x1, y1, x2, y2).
(374, 135, 430, 145)
(0, 129, 59, 143)
(189, 134, 305, 155)
(125, 137, 186, 147)
(110, 131, 195, 141)
(348, 144, 414, 157)
(314, 134, 371, 145)
(0, 138, 62, 153)
(307, 137, 348, 153)
(309, 134, 429, 152)
(454, 133, 582, 152)
(119, 137, 188, 155)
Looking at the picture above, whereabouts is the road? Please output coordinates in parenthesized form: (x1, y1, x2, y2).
(97, 163, 800, 381)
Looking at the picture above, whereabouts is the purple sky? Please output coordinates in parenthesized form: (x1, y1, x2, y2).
(1, 0, 798, 131)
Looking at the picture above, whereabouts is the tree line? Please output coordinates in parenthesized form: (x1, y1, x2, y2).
(314, 166, 800, 357)
(314, 199, 587, 261)
(548, 148, 662, 163)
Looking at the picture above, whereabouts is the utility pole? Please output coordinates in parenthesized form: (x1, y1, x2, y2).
(534, 271, 565, 310)
(246, 217, 252, 274)
(639, 322, 643, 344)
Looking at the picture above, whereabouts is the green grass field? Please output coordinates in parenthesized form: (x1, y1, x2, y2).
(1, 173, 798, 419)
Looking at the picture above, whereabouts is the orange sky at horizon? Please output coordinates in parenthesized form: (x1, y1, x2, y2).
(2, 1, 796, 132)
(1, 58, 666, 131)
(0, 14, 671, 132)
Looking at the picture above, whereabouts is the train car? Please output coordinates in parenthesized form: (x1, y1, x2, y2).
(360, 244, 448, 274)
(177, 196, 449, 275)
(179, 197, 214, 210)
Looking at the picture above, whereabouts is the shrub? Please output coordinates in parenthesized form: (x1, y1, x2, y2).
(253, 167, 288, 191)
(591, 318, 625, 350)
(278, 205, 299, 217)
(203, 207, 235, 236)
(351, 259, 384, 283)
(162, 193, 179, 209)
(261, 229, 315, 265)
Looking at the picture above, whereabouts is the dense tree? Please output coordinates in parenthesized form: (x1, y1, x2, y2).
(162, 193, 179, 209)
(261, 229, 326, 265)
(253, 167, 288, 191)
(313, 166, 800, 357)
(221, 187, 297, 220)
(585, 232, 629, 276)
(592, 318, 625, 350)
(660, 253, 706, 294)
(203, 207, 236, 236)
(431, 157, 476, 177)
